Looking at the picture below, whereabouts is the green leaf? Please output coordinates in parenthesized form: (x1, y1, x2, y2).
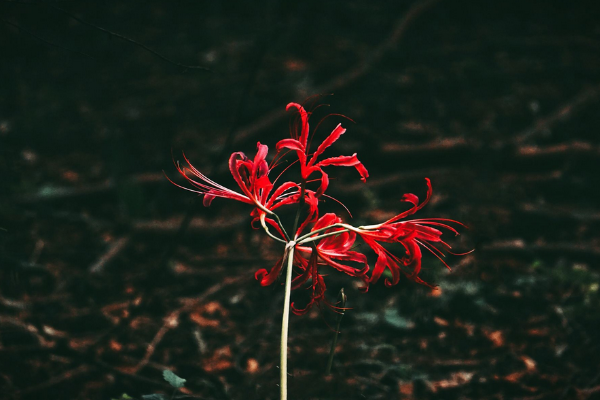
(112, 395, 133, 400)
(383, 308, 415, 329)
(163, 369, 186, 388)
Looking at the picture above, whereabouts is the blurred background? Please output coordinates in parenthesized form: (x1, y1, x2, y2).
(1, 0, 600, 399)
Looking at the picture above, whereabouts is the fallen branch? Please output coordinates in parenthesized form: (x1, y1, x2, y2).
(381, 137, 472, 154)
(89, 236, 131, 274)
(0, 316, 55, 347)
(514, 85, 600, 144)
(519, 203, 600, 222)
(14, 173, 163, 203)
(482, 240, 600, 259)
(18, 364, 92, 396)
(131, 215, 247, 233)
(133, 275, 246, 373)
(517, 141, 600, 157)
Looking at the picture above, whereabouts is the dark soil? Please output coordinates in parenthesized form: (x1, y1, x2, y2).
(1, 1, 600, 399)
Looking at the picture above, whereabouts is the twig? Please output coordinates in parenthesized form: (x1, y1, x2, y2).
(514, 85, 600, 144)
(14, 173, 163, 203)
(0, 294, 27, 310)
(89, 236, 131, 274)
(381, 137, 472, 154)
(517, 141, 600, 157)
(519, 203, 600, 222)
(482, 240, 600, 259)
(94, 358, 171, 388)
(0, 316, 54, 347)
(132, 215, 247, 234)
(133, 276, 245, 373)
(232, 0, 442, 145)
(18, 365, 92, 396)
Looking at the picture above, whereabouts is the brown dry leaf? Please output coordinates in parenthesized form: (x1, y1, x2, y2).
(101, 302, 131, 325)
(204, 301, 228, 316)
(284, 59, 307, 71)
(246, 358, 259, 374)
(203, 346, 233, 372)
(69, 337, 96, 351)
(62, 170, 79, 182)
(527, 327, 549, 336)
(429, 371, 475, 392)
(455, 320, 475, 336)
(504, 370, 526, 383)
(434, 316, 449, 326)
(482, 328, 504, 347)
(398, 381, 414, 396)
(129, 316, 153, 330)
(521, 355, 537, 372)
(165, 312, 180, 328)
(109, 339, 123, 352)
(189, 312, 220, 328)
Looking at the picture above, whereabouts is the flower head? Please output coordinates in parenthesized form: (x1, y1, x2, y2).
(253, 213, 370, 315)
(276, 103, 369, 196)
(358, 179, 467, 289)
(170, 142, 298, 219)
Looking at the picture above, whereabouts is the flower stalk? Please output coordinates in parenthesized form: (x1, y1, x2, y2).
(280, 241, 296, 400)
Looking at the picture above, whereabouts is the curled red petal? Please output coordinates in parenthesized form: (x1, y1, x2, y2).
(276, 138, 305, 153)
(383, 178, 432, 225)
(255, 257, 284, 286)
(229, 151, 253, 199)
(317, 153, 369, 183)
(286, 102, 310, 149)
(203, 193, 216, 207)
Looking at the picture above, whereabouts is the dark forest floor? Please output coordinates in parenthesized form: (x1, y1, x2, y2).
(1, 1, 600, 399)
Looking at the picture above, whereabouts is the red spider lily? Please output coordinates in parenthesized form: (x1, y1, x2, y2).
(294, 214, 370, 314)
(358, 179, 467, 289)
(276, 103, 369, 196)
(254, 213, 370, 314)
(170, 142, 299, 218)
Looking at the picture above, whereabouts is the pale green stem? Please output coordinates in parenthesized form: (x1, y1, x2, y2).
(280, 241, 296, 400)
(271, 212, 291, 242)
(296, 223, 353, 242)
(298, 229, 350, 245)
(260, 216, 287, 244)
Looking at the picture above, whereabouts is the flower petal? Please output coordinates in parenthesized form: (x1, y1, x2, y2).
(286, 102, 310, 149)
(255, 257, 284, 286)
(383, 178, 432, 225)
(317, 153, 369, 183)
(308, 123, 346, 166)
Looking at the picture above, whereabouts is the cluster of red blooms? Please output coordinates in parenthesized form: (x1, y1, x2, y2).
(172, 102, 466, 314)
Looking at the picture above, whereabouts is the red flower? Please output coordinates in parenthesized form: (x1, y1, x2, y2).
(358, 179, 467, 289)
(254, 213, 370, 314)
(293, 213, 370, 314)
(276, 103, 369, 196)
(170, 142, 298, 218)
